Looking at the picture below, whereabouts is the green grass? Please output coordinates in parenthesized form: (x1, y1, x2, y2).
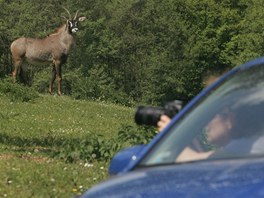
(0, 94, 134, 197)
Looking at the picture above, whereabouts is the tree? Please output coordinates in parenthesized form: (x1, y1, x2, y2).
(1, 0, 263, 106)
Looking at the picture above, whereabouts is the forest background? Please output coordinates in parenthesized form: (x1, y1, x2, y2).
(1, 0, 263, 106)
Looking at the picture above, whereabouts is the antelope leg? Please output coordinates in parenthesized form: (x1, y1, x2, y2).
(12, 59, 22, 82)
(49, 65, 57, 94)
(53, 60, 62, 96)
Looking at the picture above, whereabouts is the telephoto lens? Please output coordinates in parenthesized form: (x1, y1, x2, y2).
(134, 106, 165, 126)
(134, 100, 183, 126)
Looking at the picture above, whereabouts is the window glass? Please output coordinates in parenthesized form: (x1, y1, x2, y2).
(140, 64, 264, 166)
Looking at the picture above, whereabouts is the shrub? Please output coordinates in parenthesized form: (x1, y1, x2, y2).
(54, 124, 157, 163)
(0, 77, 39, 102)
(54, 134, 123, 163)
(31, 68, 50, 94)
(68, 65, 134, 106)
(117, 125, 157, 145)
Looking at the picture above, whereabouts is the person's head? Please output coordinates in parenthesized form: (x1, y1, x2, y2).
(206, 109, 233, 147)
(206, 104, 264, 147)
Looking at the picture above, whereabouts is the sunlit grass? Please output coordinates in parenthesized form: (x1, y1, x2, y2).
(0, 94, 134, 197)
(1, 95, 133, 138)
(0, 156, 107, 197)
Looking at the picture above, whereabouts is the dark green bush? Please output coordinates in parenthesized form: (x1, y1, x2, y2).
(117, 125, 157, 145)
(31, 68, 50, 94)
(0, 77, 39, 102)
(54, 124, 157, 163)
(67, 66, 134, 106)
(55, 134, 123, 163)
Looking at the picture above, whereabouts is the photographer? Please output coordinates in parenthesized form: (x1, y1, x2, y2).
(154, 73, 225, 132)
(134, 100, 183, 130)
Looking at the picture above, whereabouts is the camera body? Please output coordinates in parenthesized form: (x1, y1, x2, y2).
(134, 100, 183, 126)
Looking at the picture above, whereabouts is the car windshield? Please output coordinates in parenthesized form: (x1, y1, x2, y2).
(140, 63, 264, 166)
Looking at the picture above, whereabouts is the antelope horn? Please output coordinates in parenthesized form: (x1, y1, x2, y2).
(62, 6, 71, 19)
(74, 10, 79, 20)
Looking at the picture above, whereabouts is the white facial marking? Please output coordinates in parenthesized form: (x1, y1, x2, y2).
(72, 28, 78, 33)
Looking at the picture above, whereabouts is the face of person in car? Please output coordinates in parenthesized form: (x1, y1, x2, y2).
(206, 111, 233, 147)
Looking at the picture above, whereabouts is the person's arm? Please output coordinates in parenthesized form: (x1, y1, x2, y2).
(176, 147, 213, 162)
(157, 115, 171, 131)
(157, 115, 214, 162)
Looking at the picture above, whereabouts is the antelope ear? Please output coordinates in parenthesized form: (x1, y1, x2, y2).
(65, 19, 70, 30)
(78, 16, 86, 22)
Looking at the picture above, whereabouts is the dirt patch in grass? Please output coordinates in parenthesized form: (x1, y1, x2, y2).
(0, 153, 52, 164)
(0, 154, 13, 160)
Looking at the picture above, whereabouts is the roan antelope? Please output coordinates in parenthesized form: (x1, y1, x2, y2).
(10, 8, 86, 95)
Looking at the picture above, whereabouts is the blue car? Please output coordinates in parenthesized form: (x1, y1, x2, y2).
(81, 57, 264, 197)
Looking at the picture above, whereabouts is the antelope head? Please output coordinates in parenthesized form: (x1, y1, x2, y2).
(62, 7, 86, 34)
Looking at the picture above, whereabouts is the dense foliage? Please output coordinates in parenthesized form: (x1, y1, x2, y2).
(1, 0, 263, 105)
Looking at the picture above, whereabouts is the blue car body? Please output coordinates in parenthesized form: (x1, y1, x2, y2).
(81, 57, 264, 197)
(83, 158, 264, 197)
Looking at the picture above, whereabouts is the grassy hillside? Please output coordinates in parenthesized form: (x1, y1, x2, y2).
(0, 94, 135, 197)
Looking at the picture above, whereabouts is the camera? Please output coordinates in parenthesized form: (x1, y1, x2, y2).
(134, 100, 183, 126)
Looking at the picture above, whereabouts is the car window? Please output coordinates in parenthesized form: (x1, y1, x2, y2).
(140, 64, 264, 166)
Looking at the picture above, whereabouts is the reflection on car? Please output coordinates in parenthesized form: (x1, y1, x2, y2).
(81, 57, 264, 198)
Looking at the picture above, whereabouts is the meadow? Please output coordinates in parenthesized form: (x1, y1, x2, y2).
(0, 93, 136, 197)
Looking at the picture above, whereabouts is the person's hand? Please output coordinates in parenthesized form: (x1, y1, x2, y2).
(157, 115, 171, 132)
